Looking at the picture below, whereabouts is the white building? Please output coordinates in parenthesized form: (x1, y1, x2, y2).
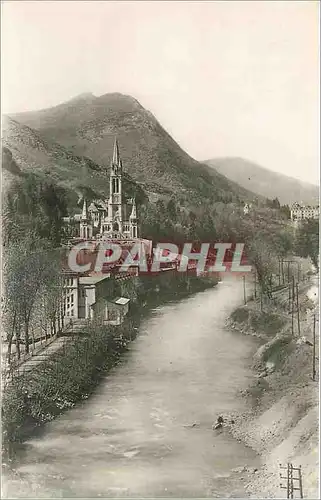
(243, 203, 252, 215)
(62, 271, 130, 325)
(63, 272, 79, 319)
(290, 203, 319, 221)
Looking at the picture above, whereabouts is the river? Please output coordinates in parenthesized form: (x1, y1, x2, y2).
(4, 276, 260, 498)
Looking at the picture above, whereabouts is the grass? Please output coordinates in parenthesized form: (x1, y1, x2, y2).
(230, 306, 286, 337)
(261, 333, 294, 368)
(231, 307, 250, 324)
(250, 311, 286, 336)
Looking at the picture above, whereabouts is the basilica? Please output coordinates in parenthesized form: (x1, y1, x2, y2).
(73, 139, 138, 241)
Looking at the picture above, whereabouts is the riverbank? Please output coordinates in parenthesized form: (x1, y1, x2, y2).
(226, 275, 319, 498)
(3, 278, 261, 499)
(2, 272, 217, 460)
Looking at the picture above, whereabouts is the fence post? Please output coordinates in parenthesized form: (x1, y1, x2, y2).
(313, 314, 316, 381)
(296, 283, 300, 336)
(243, 275, 246, 305)
(299, 465, 303, 499)
(291, 277, 295, 335)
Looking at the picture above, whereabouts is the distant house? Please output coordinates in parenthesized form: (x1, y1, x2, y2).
(290, 203, 319, 221)
(243, 203, 252, 215)
(77, 275, 107, 319)
(104, 297, 130, 325)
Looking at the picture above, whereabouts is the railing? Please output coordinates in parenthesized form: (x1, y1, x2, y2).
(3, 317, 74, 374)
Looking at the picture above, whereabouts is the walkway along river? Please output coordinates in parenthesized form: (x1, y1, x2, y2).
(4, 276, 261, 498)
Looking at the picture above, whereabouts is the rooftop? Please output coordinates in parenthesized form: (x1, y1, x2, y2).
(113, 297, 130, 305)
(79, 274, 111, 285)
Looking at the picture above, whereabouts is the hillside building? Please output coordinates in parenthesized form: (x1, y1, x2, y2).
(243, 203, 252, 215)
(290, 203, 319, 221)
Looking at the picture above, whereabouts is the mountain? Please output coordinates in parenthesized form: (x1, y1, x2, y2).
(205, 157, 319, 206)
(9, 92, 255, 205)
(1, 116, 146, 210)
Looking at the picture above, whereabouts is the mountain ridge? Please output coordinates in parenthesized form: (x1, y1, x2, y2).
(205, 157, 319, 205)
(8, 92, 256, 206)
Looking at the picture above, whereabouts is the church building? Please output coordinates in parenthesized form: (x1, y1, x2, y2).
(78, 139, 138, 241)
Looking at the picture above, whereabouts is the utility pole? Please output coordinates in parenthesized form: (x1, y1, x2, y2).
(296, 283, 300, 336)
(291, 276, 295, 335)
(288, 282, 291, 313)
(312, 314, 316, 381)
(243, 275, 246, 305)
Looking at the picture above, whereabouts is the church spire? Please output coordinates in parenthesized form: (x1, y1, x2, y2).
(130, 198, 137, 220)
(112, 138, 121, 167)
(81, 198, 88, 220)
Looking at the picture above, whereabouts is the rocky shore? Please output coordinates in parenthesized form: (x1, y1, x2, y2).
(223, 275, 319, 498)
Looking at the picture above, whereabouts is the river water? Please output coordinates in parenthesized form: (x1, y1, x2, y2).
(4, 276, 260, 498)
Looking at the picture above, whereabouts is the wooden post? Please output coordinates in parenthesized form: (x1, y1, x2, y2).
(289, 463, 294, 499)
(313, 314, 316, 381)
(282, 259, 285, 284)
(32, 327, 35, 351)
(291, 277, 295, 336)
(296, 283, 300, 336)
(288, 283, 291, 313)
(243, 275, 246, 305)
(254, 271, 257, 299)
(278, 259, 281, 286)
(260, 286, 263, 312)
(299, 465, 303, 499)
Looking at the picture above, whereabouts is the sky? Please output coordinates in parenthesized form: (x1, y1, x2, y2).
(1, 1, 319, 184)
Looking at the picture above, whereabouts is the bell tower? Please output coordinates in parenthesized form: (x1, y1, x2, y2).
(129, 198, 138, 239)
(108, 138, 123, 236)
(80, 198, 93, 240)
(100, 137, 139, 240)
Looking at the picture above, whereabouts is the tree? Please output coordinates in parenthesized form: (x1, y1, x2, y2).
(166, 198, 177, 221)
(3, 239, 64, 362)
(280, 204, 291, 219)
(3, 173, 67, 246)
(295, 219, 319, 271)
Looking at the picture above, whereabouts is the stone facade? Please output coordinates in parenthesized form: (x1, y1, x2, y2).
(71, 138, 138, 241)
